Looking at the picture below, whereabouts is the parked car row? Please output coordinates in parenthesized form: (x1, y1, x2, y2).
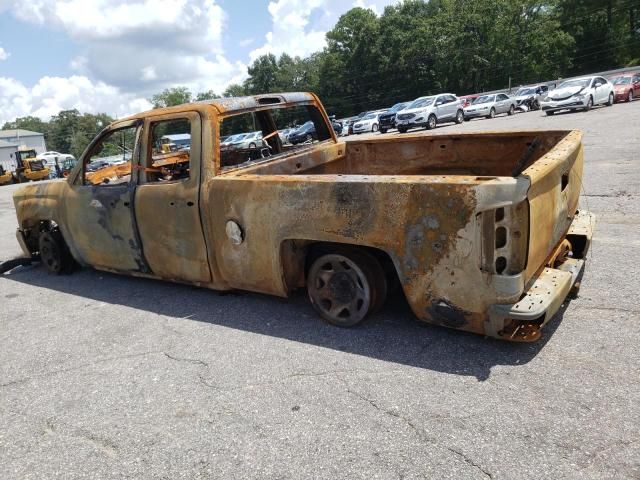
(335, 71, 637, 136)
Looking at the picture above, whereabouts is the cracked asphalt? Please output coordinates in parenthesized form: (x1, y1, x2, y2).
(1, 101, 639, 479)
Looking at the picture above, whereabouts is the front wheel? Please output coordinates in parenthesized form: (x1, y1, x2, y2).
(397, 127, 407, 133)
(487, 108, 496, 119)
(307, 249, 387, 327)
(379, 128, 387, 134)
(545, 110, 555, 116)
(585, 96, 593, 111)
(371, 123, 378, 132)
(628, 90, 634, 102)
(39, 228, 76, 275)
(455, 110, 464, 124)
(426, 114, 437, 130)
(607, 92, 614, 106)
(508, 104, 515, 116)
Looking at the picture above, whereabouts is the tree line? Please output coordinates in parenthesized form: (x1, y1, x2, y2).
(3, 0, 639, 155)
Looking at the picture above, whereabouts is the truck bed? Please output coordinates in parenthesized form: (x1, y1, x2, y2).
(236, 130, 570, 178)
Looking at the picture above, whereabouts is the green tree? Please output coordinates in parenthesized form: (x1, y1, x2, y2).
(244, 54, 279, 93)
(195, 90, 220, 101)
(223, 83, 247, 97)
(149, 87, 192, 108)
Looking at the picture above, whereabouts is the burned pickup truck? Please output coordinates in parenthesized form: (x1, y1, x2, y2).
(12, 92, 593, 341)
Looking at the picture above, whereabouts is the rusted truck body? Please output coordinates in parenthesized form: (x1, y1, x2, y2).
(12, 92, 593, 341)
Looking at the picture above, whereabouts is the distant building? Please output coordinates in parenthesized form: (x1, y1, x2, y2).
(0, 129, 47, 171)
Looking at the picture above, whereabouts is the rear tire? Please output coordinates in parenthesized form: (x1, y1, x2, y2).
(607, 92, 614, 106)
(38, 228, 76, 275)
(455, 109, 464, 124)
(372, 124, 378, 132)
(487, 108, 496, 119)
(307, 249, 387, 327)
(379, 128, 387, 134)
(398, 127, 407, 133)
(508, 104, 515, 116)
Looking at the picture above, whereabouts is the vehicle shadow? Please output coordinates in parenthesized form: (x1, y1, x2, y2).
(2, 264, 570, 381)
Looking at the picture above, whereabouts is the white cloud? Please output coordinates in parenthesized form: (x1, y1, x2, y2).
(239, 37, 255, 47)
(0, 76, 152, 126)
(2, 0, 245, 93)
(249, 0, 400, 61)
(0, 47, 9, 60)
(0, 0, 249, 125)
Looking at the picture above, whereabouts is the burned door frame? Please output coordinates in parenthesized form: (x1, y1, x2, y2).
(62, 119, 149, 272)
(133, 110, 212, 284)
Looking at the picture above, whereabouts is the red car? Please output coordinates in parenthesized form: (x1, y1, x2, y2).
(459, 95, 479, 108)
(610, 73, 640, 102)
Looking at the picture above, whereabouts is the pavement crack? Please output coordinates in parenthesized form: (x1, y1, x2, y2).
(444, 446, 493, 479)
(163, 352, 209, 367)
(342, 381, 493, 479)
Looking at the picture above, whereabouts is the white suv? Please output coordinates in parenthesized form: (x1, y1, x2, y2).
(394, 94, 463, 132)
(541, 76, 614, 115)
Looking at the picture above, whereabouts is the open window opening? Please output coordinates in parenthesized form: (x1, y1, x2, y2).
(219, 104, 332, 170)
(83, 126, 138, 186)
(142, 118, 192, 183)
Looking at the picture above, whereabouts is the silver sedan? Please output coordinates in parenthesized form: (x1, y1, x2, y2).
(463, 93, 516, 120)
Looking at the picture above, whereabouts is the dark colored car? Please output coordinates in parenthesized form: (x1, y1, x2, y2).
(377, 102, 410, 133)
(611, 73, 640, 103)
(288, 121, 317, 145)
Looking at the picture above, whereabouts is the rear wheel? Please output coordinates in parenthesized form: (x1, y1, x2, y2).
(508, 104, 515, 116)
(426, 114, 437, 130)
(398, 127, 407, 133)
(372, 123, 378, 132)
(39, 228, 75, 275)
(488, 108, 496, 119)
(455, 109, 464, 124)
(379, 128, 387, 134)
(607, 92, 614, 106)
(307, 249, 387, 327)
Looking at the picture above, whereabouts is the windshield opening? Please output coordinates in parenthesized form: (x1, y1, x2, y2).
(559, 79, 590, 88)
(516, 88, 535, 96)
(612, 76, 631, 85)
(473, 95, 494, 104)
(408, 97, 434, 109)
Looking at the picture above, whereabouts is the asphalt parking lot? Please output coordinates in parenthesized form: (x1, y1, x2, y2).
(1, 101, 639, 479)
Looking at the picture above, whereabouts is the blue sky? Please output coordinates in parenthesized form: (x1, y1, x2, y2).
(0, 0, 399, 126)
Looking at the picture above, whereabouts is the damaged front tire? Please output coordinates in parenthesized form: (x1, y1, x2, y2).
(39, 228, 76, 275)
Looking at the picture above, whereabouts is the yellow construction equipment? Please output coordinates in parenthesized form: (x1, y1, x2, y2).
(0, 165, 12, 186)
(13, 148, 50, 183)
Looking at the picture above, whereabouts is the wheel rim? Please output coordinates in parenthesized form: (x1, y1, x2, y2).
(308, 254, 371, 325)
(372, 124, 378, 132)
(490, 108, 495, 118)
(609, 93, 613, 104)
(41, 237, 60, 272)
(457, 111, 463, 122)
(509, 105, 514, 114)
(629, 91, 633, 101)
(429, 116, 436, 129)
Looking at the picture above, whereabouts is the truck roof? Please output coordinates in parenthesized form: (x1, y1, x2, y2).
(118, 92, 319, 125)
